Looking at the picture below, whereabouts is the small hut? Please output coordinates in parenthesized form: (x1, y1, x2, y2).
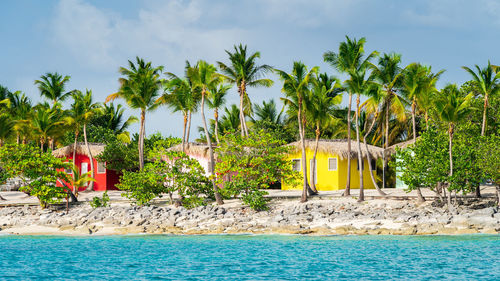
(283, 139, 385, 191)
(52, 143, 120, 191)
(166, 142, 214, 174)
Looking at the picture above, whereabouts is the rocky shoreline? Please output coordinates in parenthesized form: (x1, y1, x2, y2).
(0, 197, 499, 236)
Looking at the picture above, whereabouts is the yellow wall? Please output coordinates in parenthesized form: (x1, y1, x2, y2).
(282, 149, 377, 190)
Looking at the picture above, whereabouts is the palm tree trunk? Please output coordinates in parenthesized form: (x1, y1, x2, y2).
(363, 112, 386, 196)
(16, 133, 20, 145)
(84, 123, 95, 191)
(138, 110, 145, 170)
(182, 113, 187, 152)
(412, 99, 425, 202)
(344, 92, 352, 196)
(186, 111, 192, 143)
(310, 123, 320, 193)
(355, 94, 364, 202)
(481, 93, 488, 136)
(214, 108, 220, 145)
(72, 131, 78, 196)
(297, 98, 308, 203)
(447, 124, 454, 211)
(201, 90, 224, 205)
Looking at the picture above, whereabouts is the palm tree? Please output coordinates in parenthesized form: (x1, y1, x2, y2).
(106, 57, 163, 170)
(277, 62, 318, 202)
(67, 93, 86, 174)
(306, 73, 342, 192)
(252, 99, 284, 125)
(207, 83, 231, 145)
(462, 61, 500, 136)
(0, 113, 13, 146)
(69, 165, 96, 198)
(187, 60, 224, 205)
(31, 105, 66, 151)
(434, 84, 473, 206)
(369, 53, 406, 189)
(7, 91, 33, 144)
(93, 103, 138, 140)
(360, 85, 387, 196)
(217, 44, 274, 137)
(345, 69, 376, 202)
(34, 72, 72, 104)
(73, 90, 101, 191)
(219, 104, 241, 133)
(323, 36, 378, 196)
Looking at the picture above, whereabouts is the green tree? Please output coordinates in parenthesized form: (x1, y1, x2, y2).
(91, 103, 137, 142)
(106, 57, 164, 170)
(187, 60, 224, 205)
(7, 91, 33, 144)
(307, 73, 342, 192)
(34, 72, 72, 104)
(207, 83, 231, 145)
(462, 61, 500, 136)
(277, 61, 318, 202)
(215, 130, 300, 210)
(0, 144, 70, 208)
(434, 84, 473, 206)
(31, 104, 66, 151)
(324, 36, 378, 195)
(217, 44, 274, 136)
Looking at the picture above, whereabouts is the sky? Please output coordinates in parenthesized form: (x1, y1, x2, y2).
(1, 0, 499, 138)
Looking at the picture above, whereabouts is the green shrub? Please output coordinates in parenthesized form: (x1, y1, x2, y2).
(90, 191, 110, 208)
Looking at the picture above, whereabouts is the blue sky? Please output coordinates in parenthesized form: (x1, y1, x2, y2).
(1, 0, 499, 138)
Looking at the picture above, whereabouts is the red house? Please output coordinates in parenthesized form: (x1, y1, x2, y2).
(52, 143, 120, 191)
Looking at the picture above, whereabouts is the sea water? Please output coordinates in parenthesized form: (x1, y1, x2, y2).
(0, 235, 498, 280)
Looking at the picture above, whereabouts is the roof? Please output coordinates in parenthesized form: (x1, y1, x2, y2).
(287, 139, 385, 159)
(385, 139, 417, 155)
(166, 142, 214, 158)
(52, 143, 106, 158)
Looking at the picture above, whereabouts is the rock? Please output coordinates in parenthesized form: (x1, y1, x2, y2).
(470, 207, 495, 218)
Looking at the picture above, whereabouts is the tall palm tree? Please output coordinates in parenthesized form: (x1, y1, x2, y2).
(34, 72, 72, 104)
(345, 69, 376, 202)
(0, 113, 13, 146)
(217, 44, 274, 137)
(277, 62, 318, 202)
(187, 60, 224, 205)
(106, 57, 163, 170)
(73, 90, 101, 191)
(207, 83, 231, 145)
(307, 73, 342, 193)
(67, 93, 86, 176)
(435, 84, 473, 206)
(462, 61, 500, 136)
(369, 53, 406, 189)
(219, 104, 241, 133)
(324, 36, 378, 196)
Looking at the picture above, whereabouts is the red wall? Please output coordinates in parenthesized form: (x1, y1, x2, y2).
(56, 153, 119, 191)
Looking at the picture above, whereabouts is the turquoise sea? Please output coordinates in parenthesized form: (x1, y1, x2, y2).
(0, 235, 498, 280)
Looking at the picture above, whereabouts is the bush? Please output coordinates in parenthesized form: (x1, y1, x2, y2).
(0, 144, 70, 208)
(241, 190, 270, 211)
(215, 130, 300, 210)
(90, 191, 110, 208)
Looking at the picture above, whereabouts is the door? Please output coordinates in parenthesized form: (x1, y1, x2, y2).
(81, 162, 89, 188)
(310, 159, 317, 185)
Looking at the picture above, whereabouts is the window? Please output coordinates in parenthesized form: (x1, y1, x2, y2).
(370, 159, 376, 171)
(328, 158, 337, 171)
(292, 159, 301, 171)
(97, 162, 106, 174)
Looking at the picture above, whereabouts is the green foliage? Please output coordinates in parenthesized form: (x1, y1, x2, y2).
(145, 134, 182, 160)
(117, 152, 211, 208)
(0, 144, 70, 208)
(90, 191, 110, 208)
(96, 140, 139, 172)
(215, 130, 300, 210)
(477, 132, 500, 185)
(394, 127, 449, 192)
(241, 190, 269, 211)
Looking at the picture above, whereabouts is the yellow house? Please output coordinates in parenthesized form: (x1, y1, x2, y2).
(282, 139, 385, 190)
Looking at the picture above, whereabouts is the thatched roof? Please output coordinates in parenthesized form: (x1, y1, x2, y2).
(287, 139, 385, 159)
(52, 143, 106, 158)
(385, 139, 417, 155)
(166, 142, 214, 158)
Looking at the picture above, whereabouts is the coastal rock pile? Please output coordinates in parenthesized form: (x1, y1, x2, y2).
(0, 199, 499, 235)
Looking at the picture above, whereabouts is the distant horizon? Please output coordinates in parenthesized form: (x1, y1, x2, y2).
(2, 0, 499, 138)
